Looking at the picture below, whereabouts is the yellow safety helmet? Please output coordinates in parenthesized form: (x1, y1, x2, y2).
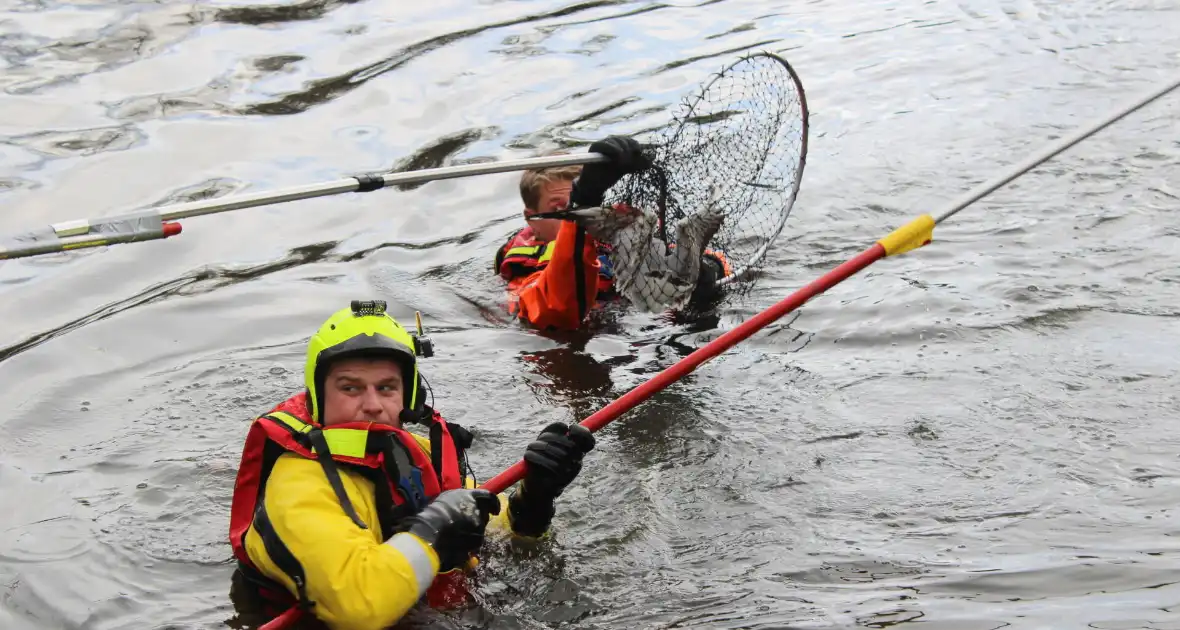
(304, 300, 432, 424)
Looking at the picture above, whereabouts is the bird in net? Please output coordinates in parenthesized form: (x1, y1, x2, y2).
(554, 51, 809, 314)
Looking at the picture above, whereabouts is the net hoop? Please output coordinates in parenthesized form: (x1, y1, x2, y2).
(709, 52, 807, 287)
(605, 50, 810, 301)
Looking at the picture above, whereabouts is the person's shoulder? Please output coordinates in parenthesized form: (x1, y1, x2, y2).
(270, 452, 322, 476)
(263, 453, 334, 498)
(495, 227, 542, 275)
(495, 228, 520, 260)
(409, 432, 432, 454)
(404, 411, 452, 454)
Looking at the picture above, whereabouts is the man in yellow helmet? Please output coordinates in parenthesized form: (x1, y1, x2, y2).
(228, 300, 595, 630)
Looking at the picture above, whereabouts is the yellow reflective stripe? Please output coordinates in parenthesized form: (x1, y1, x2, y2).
(267, 411, 312, 434)
(319, 428, 368, 458)
(505, 242, 554, 263)
(506, 245, 540, 257)
(265, 411, 370, 458)
(385, 533, 439, 595)
(63, 239, 108, 251)
(878, 214, 935, 257)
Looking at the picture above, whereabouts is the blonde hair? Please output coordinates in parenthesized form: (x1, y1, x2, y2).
(519, 157, 582, 211)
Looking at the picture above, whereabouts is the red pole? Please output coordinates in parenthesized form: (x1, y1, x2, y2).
(258, 607, 303, 630)
(479, 243, 887, 495)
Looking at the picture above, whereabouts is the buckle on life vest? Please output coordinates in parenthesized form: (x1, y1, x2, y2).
(398, 467, 427, 512)
(385, 436, 429, 513)
(597, 253, 615, 279)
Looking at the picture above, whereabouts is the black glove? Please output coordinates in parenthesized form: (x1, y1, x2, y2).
(508, 422, 596, 536)
(397, 489, 501, 572)
(569, 136, 653, 208)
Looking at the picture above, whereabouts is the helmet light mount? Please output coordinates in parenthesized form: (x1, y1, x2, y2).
(350, 299, 386, 316)
(348, 299, 433, 358)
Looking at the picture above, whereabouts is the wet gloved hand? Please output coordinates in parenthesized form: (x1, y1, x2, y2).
(397, 489, 501, 572)
(569, 136, 653, 209)
(522, 422, 596, 499)
(508, 422, 596, 537)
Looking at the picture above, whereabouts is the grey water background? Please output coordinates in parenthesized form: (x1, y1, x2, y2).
(1, 0, 1179, 628)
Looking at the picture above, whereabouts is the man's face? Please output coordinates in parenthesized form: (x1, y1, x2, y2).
(321, 357, 405, 428)
(523, 179, 573, 243)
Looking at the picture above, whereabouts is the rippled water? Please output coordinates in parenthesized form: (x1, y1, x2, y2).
(2, 0, 1179, 628)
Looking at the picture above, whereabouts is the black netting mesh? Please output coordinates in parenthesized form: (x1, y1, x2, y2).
(585, 51, 808, 313)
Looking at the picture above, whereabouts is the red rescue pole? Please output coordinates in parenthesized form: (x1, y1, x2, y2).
(479, 232, 918, 495)
(259, 607, 304, 630)
(480, 243, 890, 494)
(479, 72, 1180, 496)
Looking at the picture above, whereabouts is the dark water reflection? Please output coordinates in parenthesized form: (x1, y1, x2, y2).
(2, 0, 1180, 628)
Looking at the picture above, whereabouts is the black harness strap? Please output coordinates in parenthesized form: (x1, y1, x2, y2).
(253, 500, 315, 611)
(306, 428, 368, 530)
(360, 433, 415, 539)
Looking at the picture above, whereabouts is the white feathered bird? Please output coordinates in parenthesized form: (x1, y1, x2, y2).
(563, 188, 726, 312)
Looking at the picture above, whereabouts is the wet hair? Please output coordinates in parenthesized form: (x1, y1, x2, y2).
(519, 157, 581, 211)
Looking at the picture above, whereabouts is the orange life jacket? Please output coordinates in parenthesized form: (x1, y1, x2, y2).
(494, 223, 734, 298)
(228, 392, 470, 628)
(495, 227, 616, 296)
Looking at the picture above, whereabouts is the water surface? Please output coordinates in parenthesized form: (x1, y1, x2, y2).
(1, 0, 1179, 628)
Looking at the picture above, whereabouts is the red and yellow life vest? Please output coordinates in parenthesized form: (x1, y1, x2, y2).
(228, 392, 469, 626)
(495, 227, 615, 294)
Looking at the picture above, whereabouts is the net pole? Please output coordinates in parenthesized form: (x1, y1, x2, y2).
(0, 223, 183, 260)
(1, 153, 607, 261)
(158, 153, 608, 222)
(479, 73, 1180, 496)
(935, 73, 1180, 224)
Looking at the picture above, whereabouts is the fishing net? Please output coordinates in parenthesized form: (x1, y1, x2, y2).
(576, 51, 809, 314)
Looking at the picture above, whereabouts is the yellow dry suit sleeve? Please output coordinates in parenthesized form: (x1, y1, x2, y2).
(243, 454, 440, 630)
